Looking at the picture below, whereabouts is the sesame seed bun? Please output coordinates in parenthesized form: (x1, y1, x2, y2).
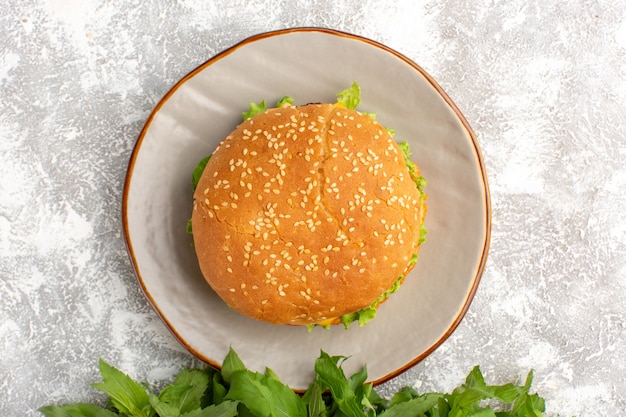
(192, 103, 425, 326)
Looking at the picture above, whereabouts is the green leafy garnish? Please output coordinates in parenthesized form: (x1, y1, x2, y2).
(192, 155, 212, 191)
(398, 142, 428, 247)
(40, 348, 548, 417)
(398, 142, 427, 193)
(419, 224, 428, 246)
(336, 81, 361, 110)
(243, 100, 267, 120)
(90, 358, 152, 417)
(339, 307, 377, 329)
(221, 347, 247, 385)
(276, 96, 294, 107)
(38, 403, 118, 417)
(226, 367, 307, 417)
(188, 154, 212, 237)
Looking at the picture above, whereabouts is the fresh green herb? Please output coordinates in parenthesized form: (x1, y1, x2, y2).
(91, 358, 152, 417)
(39, 348, 548, 417)
(221, 347, 246, 384)
(336, 81, 361, 110)
(243, 100, 267, 120)
(38, 403, 119, 417)
(148, 368, 213, 417)
(226, 365, 307, 417)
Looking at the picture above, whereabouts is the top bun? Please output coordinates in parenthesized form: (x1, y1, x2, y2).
(192, 103, 425, 326)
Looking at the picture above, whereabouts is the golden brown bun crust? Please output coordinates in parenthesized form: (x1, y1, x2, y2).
(192, 104, 423, 325)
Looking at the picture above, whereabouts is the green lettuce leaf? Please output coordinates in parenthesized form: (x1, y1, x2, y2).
(419, 224, 428, 246)
(276, 96, 294, 107)
(242, 100, 266, 120)
(398, 142, 427, 193)
(188, 154, 212, 236)
(192, 155, 212, 191)
(336, 81, 361, 110)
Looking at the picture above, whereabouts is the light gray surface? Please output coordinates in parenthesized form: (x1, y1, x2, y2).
(1, 1, 624, 416)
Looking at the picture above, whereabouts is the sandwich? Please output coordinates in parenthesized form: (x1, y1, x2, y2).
(190, 82, 427, 328)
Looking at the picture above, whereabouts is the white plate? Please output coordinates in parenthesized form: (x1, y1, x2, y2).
(122, 28, 490, 390)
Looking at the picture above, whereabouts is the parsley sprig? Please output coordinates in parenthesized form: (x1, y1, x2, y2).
(40, 348, 546, 417)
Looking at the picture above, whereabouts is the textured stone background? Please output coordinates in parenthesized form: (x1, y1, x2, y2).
(1, 1, 625, 416)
